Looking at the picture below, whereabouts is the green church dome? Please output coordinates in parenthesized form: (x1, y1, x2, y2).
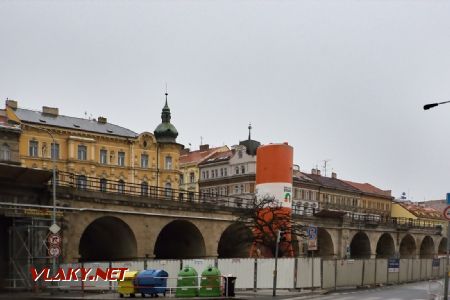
(154, 93, 179, 143)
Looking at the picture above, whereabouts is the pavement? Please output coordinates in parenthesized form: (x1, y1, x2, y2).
(0, 288, 327, 300)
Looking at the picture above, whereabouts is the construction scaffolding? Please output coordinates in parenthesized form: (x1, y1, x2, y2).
(7, 216, 53, 289)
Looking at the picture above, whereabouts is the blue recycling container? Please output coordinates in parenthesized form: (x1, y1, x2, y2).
(135, 269, 168, 297)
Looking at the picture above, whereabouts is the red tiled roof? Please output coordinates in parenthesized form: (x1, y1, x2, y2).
(198, 149, 234, 165)
(400, 203, 444, 220)
(180, 146, 228, 165)
(343, 180, 392, 198)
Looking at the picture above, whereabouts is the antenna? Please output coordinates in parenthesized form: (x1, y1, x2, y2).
(323, 159, 331, 177)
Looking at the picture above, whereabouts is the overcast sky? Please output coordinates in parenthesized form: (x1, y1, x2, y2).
(1, 0, 450, 201)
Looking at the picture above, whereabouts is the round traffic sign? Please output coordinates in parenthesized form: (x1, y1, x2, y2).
(48, 233, 61, 245)
(48, 245, 61, 257)
(443, 206, 450, 221)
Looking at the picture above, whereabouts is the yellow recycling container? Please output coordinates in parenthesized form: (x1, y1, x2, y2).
(118, 271, 139, 298)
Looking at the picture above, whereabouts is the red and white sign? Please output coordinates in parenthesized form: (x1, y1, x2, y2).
(48, 234, 61, 246)
(48, 245, 61, 257)
(443, 206, 450, 221)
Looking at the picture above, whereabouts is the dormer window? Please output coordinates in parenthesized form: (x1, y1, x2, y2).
(238, 150, 243, 159)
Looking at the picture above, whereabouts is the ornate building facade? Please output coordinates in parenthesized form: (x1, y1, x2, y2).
(4, 95, 183, 192)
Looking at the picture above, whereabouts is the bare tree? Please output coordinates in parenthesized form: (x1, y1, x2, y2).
(236, 196, 307, 257)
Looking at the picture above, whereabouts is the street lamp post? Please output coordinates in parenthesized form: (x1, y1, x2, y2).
(424, 101, 450, 300)
(23, 123, 57, 275)
(272, 229, 282, 297)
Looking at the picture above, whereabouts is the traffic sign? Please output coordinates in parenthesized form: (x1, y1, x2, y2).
(49, 223, 61, 234)
(48, 233, 61, 246)
(48, 245, 61, 257)
(443, 206, 450, 221)
(308, 239, 318, 251)
(307, 226, 318, 240)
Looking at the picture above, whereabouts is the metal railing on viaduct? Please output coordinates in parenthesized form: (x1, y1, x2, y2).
(54, 171, 441, 231)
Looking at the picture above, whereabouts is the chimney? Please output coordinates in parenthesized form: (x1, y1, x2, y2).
(181, 148, 190, 155)
(199, 144, 210, 151)
(317, 169, 321, 176)
(42, 106, 59, 116)
(331, 172, 337, 179)
(5, 99, 17, 109)
(311, 168, 317, 175)
(98, 116, 107, 124)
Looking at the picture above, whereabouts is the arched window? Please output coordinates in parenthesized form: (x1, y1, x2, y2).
(141, 181, 149, 196)
(100, 178, 107, 192)
(0, 143, 10, 161)
(164, 182, 172, 198)
(118, 180, 125, 194)
(77, 175, 87, 190)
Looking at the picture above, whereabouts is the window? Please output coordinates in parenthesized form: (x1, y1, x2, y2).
(165, 156, 172, 170)
(118, 180, 125, 193)
(77, 175, 87, 190)
(206, 170, 209, 179)
(202, 171, 206, 179)
(100, 149, 107, 164)
(165, 182, 172, 198)
(188, 192, 194, 201)
(141, 181, 149, 196)
(240, 184, 244, 194)
(179, 174, 184, 185)
(224, 168, 227, 176)
(0, 144, 10, 161)
(215, 169, 218, 177)
(118, 151, 125, 166)
(238, 150, 243, 158)
(241, 165, 245, 174)
(211, 170, 215, 178)
(220, 168, 223, 177)
(234, 185, 239, 194)
(189, 172, 195, 183)
(141, 154, 149, 168)
(78, 145, 87, 160)
(51, 143, 59, 160)
(29, 140, 38, 157)
(235, 166, 239, 175)
(100, 178, 107, 192)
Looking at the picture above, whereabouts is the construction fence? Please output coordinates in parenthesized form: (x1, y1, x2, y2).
(53, 257, 447, 292)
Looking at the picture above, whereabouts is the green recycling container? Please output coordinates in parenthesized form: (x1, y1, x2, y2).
(175, 266, 198, 297)
(199, 266, 221, 297)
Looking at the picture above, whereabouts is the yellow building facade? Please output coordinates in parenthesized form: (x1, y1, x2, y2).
(179, 145, 229, 196)
(391, 202, 446, 228)
(5, 97, 182, 193)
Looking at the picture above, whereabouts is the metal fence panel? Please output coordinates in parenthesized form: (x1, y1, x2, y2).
(82, 262, 111, 290)
(321, 260, 336, 290)
(217, 258, 254, 289)
(426, 259, 433, 280)
(275, 258, 295, 289)
(296, 258, 320, 288)
(336, 259, 364, 288)
(375, 259, 387, 285)
(362, 259, 375, 286)
(399, 259, 409, 283)
(146, 259, 181, 291)
(256, 258, 275, 288)
(182, 259, 215, 277)
(411, 258, 421, 281)
(57, 263, 82, 290)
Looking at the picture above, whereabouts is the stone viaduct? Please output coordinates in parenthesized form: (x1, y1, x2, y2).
(55, 185, 446, 263)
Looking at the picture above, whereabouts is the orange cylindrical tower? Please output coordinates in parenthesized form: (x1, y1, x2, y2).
(251, 143, 294, 257)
